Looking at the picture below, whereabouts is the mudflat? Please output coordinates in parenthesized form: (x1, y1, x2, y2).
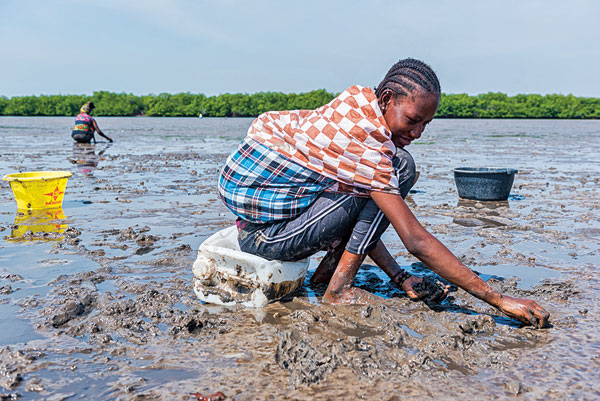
(0, 117, 598, 400)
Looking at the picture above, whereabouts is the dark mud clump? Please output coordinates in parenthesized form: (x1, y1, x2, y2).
(0, 274, 23, 282)
(50, 294, 96, 328)
(412, 275, 447, 296)
(116, 226, 151, 242)
(0, 285, 13, 295)
(0, 347, 45, 392)
(112, 226, 159, 255)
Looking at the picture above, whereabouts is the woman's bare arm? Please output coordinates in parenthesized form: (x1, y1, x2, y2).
(370, 190, 549, 328)
(92, 120, 113, 142)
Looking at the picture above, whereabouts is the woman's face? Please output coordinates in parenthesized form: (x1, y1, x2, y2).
(381, 89, 439, 148)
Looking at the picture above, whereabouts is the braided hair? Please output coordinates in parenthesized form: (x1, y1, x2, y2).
(375, 58, 441, 100)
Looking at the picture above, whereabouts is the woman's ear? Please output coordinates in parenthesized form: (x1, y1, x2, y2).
(379, 89, 394, 114)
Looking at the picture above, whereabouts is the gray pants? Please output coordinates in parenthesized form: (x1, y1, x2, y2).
(72, 132, 94, 143)
(238, 149, 416, 261)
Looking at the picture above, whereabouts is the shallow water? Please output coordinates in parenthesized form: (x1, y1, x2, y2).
(0, 117, 599, 399)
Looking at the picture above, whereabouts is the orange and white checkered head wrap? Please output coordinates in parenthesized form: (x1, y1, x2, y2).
(247, 85, 400, 193)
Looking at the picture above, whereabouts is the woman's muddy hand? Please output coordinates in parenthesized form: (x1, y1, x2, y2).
(402, 276, 426, 299)
(402, 276, 449, 303)
(497, 295, 550, 328)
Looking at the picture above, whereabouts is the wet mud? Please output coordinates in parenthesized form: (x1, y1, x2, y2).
(0, 117, 599, 400)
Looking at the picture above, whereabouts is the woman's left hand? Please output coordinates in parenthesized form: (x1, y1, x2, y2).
(401, 275, 449, 303)
(496, 295, 550, 328)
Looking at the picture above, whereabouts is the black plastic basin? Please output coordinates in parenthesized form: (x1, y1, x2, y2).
(453, 167, 518, 201)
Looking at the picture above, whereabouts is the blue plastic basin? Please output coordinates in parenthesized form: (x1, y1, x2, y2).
(453, 167, 518, 201)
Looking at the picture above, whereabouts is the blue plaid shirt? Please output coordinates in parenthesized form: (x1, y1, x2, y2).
(218, 137, 335, 223)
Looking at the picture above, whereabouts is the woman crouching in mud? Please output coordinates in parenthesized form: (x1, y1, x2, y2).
(218, 58, 549, 328)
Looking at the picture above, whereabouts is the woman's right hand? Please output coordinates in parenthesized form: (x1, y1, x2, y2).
(402, 275, 449, 303)
(496, 295, 550, 328)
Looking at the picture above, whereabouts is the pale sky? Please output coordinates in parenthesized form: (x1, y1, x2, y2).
(1, 0, 598, 97)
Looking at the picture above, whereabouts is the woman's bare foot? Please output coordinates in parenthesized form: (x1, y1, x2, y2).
(321, 249, 380, 304)
(323, 286, 384, 305)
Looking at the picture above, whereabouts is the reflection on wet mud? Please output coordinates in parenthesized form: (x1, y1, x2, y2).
(451, 199, 517, 228)
(456, 198, 510, 209)
(68, 143, 110, 175)
(5, 208, 68, 242)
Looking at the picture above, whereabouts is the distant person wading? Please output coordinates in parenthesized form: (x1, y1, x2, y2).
(71, 102, 113, 143)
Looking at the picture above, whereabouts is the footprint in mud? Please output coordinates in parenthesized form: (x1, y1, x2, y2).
(135, 246, 155, 255)
(275, 329, 341, 385)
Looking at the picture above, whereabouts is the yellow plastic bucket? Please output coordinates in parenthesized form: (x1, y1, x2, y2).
(2, 171, 72, 210)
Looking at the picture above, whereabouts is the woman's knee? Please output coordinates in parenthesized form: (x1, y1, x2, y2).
(394, 149, 416, 198)
(345, 199, 390, 255)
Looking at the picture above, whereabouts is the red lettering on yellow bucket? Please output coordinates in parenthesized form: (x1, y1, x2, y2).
(44, 186, 64, 205)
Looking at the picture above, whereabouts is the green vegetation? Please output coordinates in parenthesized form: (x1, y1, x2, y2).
(0, 90, 598, 118)
(438, 92, 600, 118)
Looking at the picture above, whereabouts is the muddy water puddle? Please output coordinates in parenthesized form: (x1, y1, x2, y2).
(0, 117, 599, 400)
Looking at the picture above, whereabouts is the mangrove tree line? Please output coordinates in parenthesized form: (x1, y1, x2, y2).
(0, 90, 598, 119)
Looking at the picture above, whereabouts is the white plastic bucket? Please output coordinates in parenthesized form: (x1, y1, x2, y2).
(192, 226, 310, 307)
